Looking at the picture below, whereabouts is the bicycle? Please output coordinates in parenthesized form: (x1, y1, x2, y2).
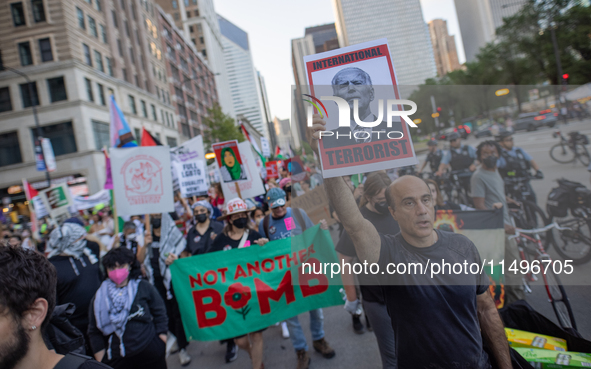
(440, 169, 473, 207)
(549, 130, 590, 166)
(504, 175, 548, 231)
(509, 223, 577, 331)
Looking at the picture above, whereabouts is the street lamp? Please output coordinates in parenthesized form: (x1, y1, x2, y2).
(0, 65, 51, 187)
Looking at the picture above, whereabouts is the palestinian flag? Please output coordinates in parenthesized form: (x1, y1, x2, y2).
(141, 127, 162, 146)
(435, 209, 506, 308)
(240, 124, 265, 166)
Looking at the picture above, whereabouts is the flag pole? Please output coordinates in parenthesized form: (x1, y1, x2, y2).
(105, 148, 119, 236)
(234, 182, 242, 199)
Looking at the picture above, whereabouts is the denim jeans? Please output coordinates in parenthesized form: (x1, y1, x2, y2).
(286, 308, 325, 352)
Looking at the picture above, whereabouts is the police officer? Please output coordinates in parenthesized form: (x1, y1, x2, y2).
(418, 140, 443, 174)
(496, 130, 543, 202)
(436, 132, 477, 194)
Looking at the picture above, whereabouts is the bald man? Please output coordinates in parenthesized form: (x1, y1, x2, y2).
(309, 116, 511, 369)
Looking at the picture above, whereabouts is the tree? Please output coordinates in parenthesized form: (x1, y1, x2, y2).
(202, 104, 245, 150)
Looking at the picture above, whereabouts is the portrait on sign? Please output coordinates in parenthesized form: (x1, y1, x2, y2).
(213, 140, 248, 183)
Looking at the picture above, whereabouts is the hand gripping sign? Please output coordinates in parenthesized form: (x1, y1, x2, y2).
(303, 38, 418, 178)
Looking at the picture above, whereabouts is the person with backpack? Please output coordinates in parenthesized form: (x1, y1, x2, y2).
(259, 188, 335, 369)
(87, 247, 168, 369)
(0, 245, 112, 369)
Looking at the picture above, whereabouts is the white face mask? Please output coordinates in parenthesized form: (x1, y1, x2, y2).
(126, 233, 136, 241)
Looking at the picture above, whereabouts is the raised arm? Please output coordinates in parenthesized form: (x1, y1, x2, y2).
(477, 291, 511, 369)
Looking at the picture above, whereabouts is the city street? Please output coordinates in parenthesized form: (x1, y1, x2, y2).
(167, 119, 591, 369)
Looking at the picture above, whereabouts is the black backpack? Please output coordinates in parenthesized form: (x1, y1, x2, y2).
(547, 179, 591, 218)
(44, 303, 86, 356)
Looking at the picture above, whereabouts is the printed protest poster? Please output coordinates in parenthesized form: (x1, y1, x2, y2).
(260, 137, 271, 158)
(265, 161, 279, 179)
(213, 140, 248, 183)
(170, 135, 205, 192)
(173, 159, 208, 198)
(72, 189, 111, 211)
(303, 38, 418, 178)
(110, 146, 174, 216)
(39, 183, 73, 222)
(171, 225, 343, 341)
(219, 142, 265, 200)
(434, 209, 505, 308)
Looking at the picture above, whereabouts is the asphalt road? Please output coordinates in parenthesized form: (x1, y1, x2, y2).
(168, 119, 591, 369)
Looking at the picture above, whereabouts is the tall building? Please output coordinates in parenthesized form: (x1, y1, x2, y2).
(217, 15, 269, 139)
(454, 0, 526, 62)
(305, 23, 339, 53)
(332, 0, 437, 86)
(154, 0, 234, 118)
(0, 0, 182, 199)
(157, 6, 219, 139)
(428, 19, 461, 77)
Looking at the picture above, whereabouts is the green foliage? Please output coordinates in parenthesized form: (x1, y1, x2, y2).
(202, 104, 245, 150)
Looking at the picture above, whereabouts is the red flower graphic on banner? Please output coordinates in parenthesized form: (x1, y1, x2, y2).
(224, 283, 252, 319)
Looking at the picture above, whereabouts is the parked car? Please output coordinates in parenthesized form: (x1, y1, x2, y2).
(438, 127, 456, 140)
(474, 123, 493, 138)
(513, 112, 541, 132)
(534, 109, 558, 128)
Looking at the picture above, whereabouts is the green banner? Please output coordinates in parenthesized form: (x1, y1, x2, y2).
(171, 225, 343, 341)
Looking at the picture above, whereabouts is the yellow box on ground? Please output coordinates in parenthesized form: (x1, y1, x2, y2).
(505, 328, 568, 351)
(514, 348, 591, 368)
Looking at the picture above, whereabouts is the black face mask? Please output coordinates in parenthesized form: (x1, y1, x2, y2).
(195, 213, 208, 223)
(374, 201, 390, 215)
(284, 186, 292, 193)
(483, 155, 498, 169)
(232, 218, 248, 229)
(151, 218, 161, 229)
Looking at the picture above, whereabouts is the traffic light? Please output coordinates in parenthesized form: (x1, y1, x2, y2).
(437, 107, 442, 112)
(562, 73, 569, 80)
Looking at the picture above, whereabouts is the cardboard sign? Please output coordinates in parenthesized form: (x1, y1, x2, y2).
(291, 185, 335, 227)
(213, 140, 248, 183)
(173, 159, 208, 198)
(110, 146, 174, 216)
(219, 142, 265, 200)
(303, 39, 418, 178)
(265, 161, 279, 179)
(39, 183, 73, 222)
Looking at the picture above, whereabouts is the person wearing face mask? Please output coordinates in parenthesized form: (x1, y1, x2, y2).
(185, 201, 223, 256)
(335, 172, 399, 368)
(251, 207, 265, 228)
(88, 247, 168, 369)
(471, 140, 524, 306)
(111, 222, 145, 262)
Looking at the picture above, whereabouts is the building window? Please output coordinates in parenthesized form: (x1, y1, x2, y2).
(122, 68, 127, 82)
(47, 77, 67, 103)
(31, 0, 46, 22)
(181, 123, 191, 137)
(131, 2, 137, 20)
(141, 100, 147, 117)
(155, 132, 160, 141)
(189, 26, 193, 33)
(38, 38, 53, 62)
(85, 78, 94, 102)
(97, 83, 105, 106)
(0, 131, 22, 167)
(191, 38, 195, 45)
(112, 10, 118, 28)
(172, 0, 177, 9)
(100, 24, 108, 43)
(194, 9, 199, 16)
(166, 112, 171, 126)
(134, 75, 139, 86)
(200, 36, 204, 44)
(77, 7, 85, 29)
(92, 120, 110, 149)
(166, 136, 177, 147)
(173, 13, 179, 21)
(124, 21, 130, 37)
(11, 3, 26, 26)
(83, 44, 92, 65)
(18, 42, 33, 66)
(202, 49, 206, 57)
(151, 104, 157, 120)
(186, 11, 190, 18)
(129, 47, 135, 63)
(129, 95, 136, 114)
(94, 50, 104, 72)
(106, 57, 113, 76)
(117, 39, 123, 56)
(95, 0, 102, 11)
(161, 110, 165, 124)
(120, 0, 125, 9)
(134, 128, 140, 140)
(20, 82, 38, 108)
(31, 122, 77, 156)
(0, 87, 12, 112)
(88, 16, 97, 37)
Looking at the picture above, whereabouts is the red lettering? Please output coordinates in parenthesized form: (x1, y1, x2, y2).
(261, 259, 274, 273)
(298, 249, 307, 264)
(192, 289, 227, 328)
(255, 271, 296, 315)
(189, 274, 202, 288)
(217, 267, 228, 283)
(285, 252, 298, 267)
(274, 254, 286, 270)
(307, 244, 316, 257)
(204, 270, 217, 285)
(299, 258, 329, 298)
(234, 265, 247, 279)
(247, 261, 260, 276)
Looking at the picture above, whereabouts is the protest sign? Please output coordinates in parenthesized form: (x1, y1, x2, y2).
(291, 185, 335, 227)
(219, 142, 265, 200)
(171, 135, 205, 193)
(434, 209, 505, 308)
(260, 137, 271, 158)
(72, 189, 112, 211)
(39, 183, 73, 222)
(110, 146, 174, 216)
(213, 140, 248, 183)
(173, 159, 208, 198)
(171, 225, 343, 341)
(303, 38, 418, 178)
(265, 161, 279, 179)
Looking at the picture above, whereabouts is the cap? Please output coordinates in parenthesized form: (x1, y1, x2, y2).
(266, 188, 287, 209)
(217, 198, 255, 221)
(447, 132, 461, 141)
(427, 140, 438, 146)
(279, 177, 291, 189)
(495, 130, 512, 141)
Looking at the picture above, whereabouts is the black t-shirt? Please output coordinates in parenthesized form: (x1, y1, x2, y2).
(335, 206, 400, 303)
(208, 229, 264, 253)
(48, 241, 102, 333)
(150, 233, 162, 279)
(378, 230, 490, 369)
(185, 220, 224, 255)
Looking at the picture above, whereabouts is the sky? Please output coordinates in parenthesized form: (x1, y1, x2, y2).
(214, 0, 466, 121)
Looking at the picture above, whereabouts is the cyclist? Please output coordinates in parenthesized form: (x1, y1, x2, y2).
(418, 140, 443, 174)
(436, 132, 477, 195)
(496, 130, 543, 203)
